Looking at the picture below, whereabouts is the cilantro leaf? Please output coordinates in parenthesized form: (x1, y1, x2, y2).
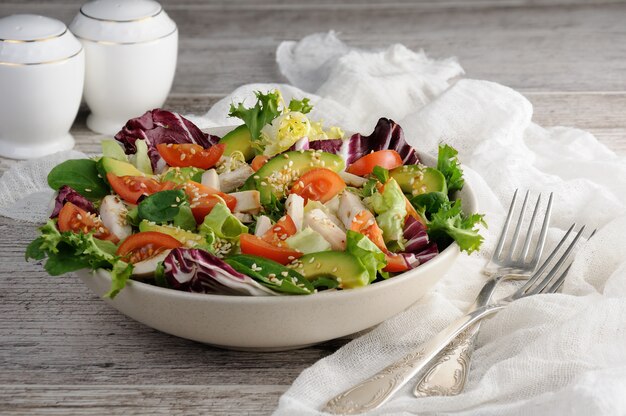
(288, 97, 313, 114)
(228, 90, 282, 142)
(437, 144, 465, 194)
(426, 199, 486, 254)
(372, 166, 390, 183)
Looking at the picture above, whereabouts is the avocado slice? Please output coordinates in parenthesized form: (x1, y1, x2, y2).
(390, 165, 446, 196)
(161, 167, 205, 184)
(219, 125, 255, 161)
(101, 140, 128, 162)
(289, 251, 369, 289)
(98, 156, 145, 178)
(243, 150, 345, 205)
(139, 220, 204, 246)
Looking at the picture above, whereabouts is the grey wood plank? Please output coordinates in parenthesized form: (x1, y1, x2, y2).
(1, 2, 625, 93)
(0, 384, 285, 415)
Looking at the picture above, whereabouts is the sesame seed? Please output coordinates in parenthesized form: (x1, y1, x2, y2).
(287, 256, 295, 260)
(308, 257, 315, 263)
(332, 267, 338, 272)
(175, 197, 180, 202)
(283, 154, 289, 159)
(180, 153, 186, 161)
(281, 271, 289, 277)
(260, 181, 267, 186)
(85, 188, 92, 192)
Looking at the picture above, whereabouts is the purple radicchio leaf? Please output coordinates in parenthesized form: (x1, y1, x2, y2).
(287, 137, 343, 154)
(401, 242, 439, 269)
(162, 248, 277, 296)
(114, 109, 221, 171)
(346, 118, 419, 165)
(50, 185, 97, 219)
(403, 216, 430, 253)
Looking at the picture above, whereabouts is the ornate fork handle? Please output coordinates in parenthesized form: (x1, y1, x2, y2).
(323, 304, 504, 415)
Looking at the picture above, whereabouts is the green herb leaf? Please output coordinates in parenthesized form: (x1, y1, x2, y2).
(427, 199, 486, 254)
(228, 90, 282, 142)
(410, 192, 449, 219)
(47, 159, 110, 200)
(225, 254, 313, 295)
(138, 190, 187, 223)
(437, 144, 464, 194)
(288, 97, 313, 114)
(372, 166, 390, 183)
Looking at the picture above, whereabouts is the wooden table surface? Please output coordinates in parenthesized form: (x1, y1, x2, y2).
(1, 1, 625, 414)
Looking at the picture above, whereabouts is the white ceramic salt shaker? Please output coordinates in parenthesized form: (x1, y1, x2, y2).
(0, 14, 84, 159)
(69, 0, 178, 135)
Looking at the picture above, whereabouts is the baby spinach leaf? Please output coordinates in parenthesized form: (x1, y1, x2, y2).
(47, 159, 109, 200)
(138, 190, 187, 223)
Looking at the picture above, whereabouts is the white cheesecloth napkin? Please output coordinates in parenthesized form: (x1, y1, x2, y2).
(2, 31, 626, 415)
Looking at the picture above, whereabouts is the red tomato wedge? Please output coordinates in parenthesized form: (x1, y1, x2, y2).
(290, 168, 346, 203)
(350, 209, 387, 252)
(262, 215, 297, 247)
(157, 143, 225, 169)
(383, 253, 409, 273)
(405, 195, 427, 225)
(347, 150, 403, 177)
(240, 234, 303, 265)
(58, 202, 118, 243)
(180, 181, 237, 223)
(116, 231, 182, 264)
(106, 173, 162, 204)
(251, 155, 269, 171)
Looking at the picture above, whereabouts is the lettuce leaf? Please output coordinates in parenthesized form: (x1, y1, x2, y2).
(426, 199, 485, 254)
(229, 90, 282, 143)
(26, 220, 134, 298)
(346, 231, 387, 283)
(437, 144, 464, 194)
(288, 97, 313, 114)
(370, 178, 407, 246)
(199, 203, 248, 240)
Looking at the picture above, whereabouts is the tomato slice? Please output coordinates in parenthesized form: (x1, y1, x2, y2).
(383, 253, 409, 273)
(290, 168, 346, 203)
(251, 155, 269, 172)
(262, 215, 297, 247)
(181, 181, 237, 223)
(240, 234, 303, 265)
(350, 209, 387, 252)
(107, 173, 162, 204)
(58, 202, 118, 243)
(405, 196, 427, 225)
(347, 150, 403, 177)
(157, 143, 225, 169)
(116, 231, 182, 264)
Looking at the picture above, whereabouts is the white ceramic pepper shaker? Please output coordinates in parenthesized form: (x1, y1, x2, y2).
(69, 0, 178, 135)
(0, 14, 84, 159)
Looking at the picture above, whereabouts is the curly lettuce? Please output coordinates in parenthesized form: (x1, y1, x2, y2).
(370, 178, 407, 246)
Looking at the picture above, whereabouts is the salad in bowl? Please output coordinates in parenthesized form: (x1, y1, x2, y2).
(26, 90, 484, 301)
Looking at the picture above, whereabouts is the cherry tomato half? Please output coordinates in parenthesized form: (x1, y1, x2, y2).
(240, 234, 302, 265)
(290, 168, 346, 203)
(261, 215, 297, 247)
(106, 173, 162, 204)
(347, 150, 403, 177)
(251, 155, 269, 172)
(383, 253, 409, 273)
(58, 202, 118, 243)
(157, 143, 225, 170)
(116, 231, 182, 264)
(180, 181, 237, 223)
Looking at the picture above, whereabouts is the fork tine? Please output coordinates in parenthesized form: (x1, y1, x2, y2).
(547, 228, 596, 293)
(529, 225, 586, 295)
(529, 192, 553, 269)
(506, 190, 530, 261)
(519, 193, 542, 262)
(493, 189, 518, 261)
(515, 222, 575, 295)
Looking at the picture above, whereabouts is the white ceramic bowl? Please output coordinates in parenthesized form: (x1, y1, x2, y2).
(69, 0, 178, 135)
(77, 128, 477, 351)
(0, 15, 84, 159)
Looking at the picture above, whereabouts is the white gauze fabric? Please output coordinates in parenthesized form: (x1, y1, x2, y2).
(1, 31, 626, 416)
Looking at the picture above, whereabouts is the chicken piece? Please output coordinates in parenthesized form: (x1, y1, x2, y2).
(230, 190, 261, 214)
(201, 169, 220, 190)
(338, 190, 369, 230)
(339, 171, 368, 187)
(218, 164, 255, 193)
(304, 208, 347, 251)
(99, 195, 132, 241)
(132, 250, 171, 279)
(255, 215, 273, 237)
(285, 193, 305, 231)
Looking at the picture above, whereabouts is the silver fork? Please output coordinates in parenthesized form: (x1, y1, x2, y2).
(323, 224, 589, 415)
(414, 190, 552, 397)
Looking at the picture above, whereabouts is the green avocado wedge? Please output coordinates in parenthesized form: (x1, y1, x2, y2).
(219, 125, 256, 161)
(390, 165, 447, 196)
(289, 251, 369, 289)
(243, 150, 345, 205)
